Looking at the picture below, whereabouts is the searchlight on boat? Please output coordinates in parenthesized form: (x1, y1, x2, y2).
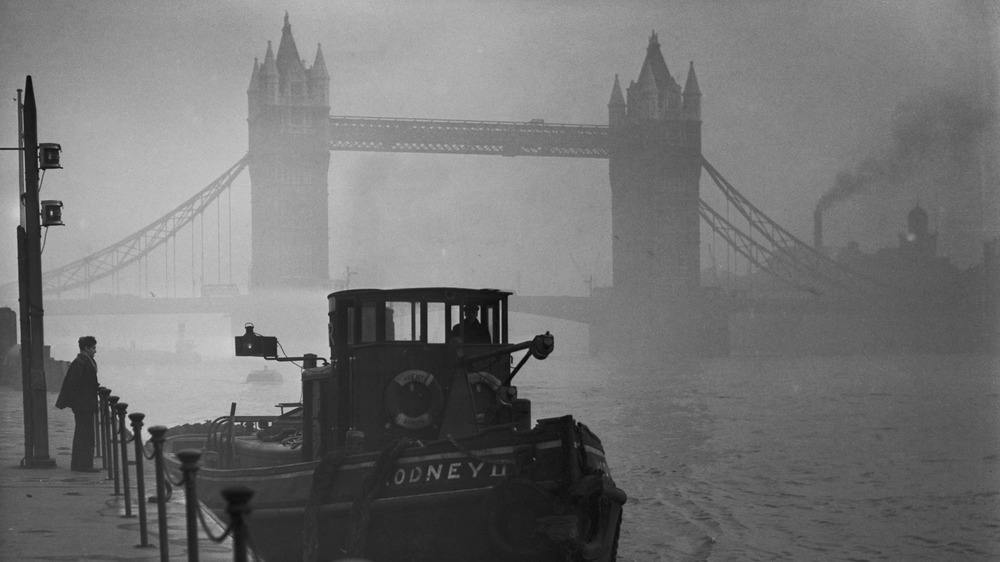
(235, 323, 277, 358)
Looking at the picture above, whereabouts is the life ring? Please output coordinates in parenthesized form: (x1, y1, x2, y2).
(384, 369, 444, 430)
(467, 371, 503, 422)
(467, 371, 501, 393)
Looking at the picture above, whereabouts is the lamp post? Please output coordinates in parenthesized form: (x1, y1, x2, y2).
(14, 76, 61, 468)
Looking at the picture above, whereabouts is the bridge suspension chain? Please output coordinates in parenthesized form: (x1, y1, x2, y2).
(3, 155, 249, 297)
(700, 156, 886, 296)
(700, 201, 824, 295)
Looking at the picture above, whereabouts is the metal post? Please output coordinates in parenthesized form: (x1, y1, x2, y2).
(115, 402, 132, 517)
(129, 413, 151, 547)
(177, 449, 202, 562)
(15, 87, 31, 467)
(93, 409, 101, 461)
(18, 76, 54, 468)
(99, 388, 112, 478)
(17, 226, 32, 465)
(109, 395, 121, 495)
(148, 425, 170, 562)
(222, 487, 254, 562)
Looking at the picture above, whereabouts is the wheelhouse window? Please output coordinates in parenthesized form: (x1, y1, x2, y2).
(330, 291, 508, 347)
(345, 305, 355, 344)
(386, 301, 421, 342)
(360, 301, 378, 343)
(448, 303, 496, 344)
(426, 302, 447, 344)
(342, 301, 377, 344)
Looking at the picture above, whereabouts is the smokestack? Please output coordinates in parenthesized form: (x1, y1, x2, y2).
(814, 208, 823, 250)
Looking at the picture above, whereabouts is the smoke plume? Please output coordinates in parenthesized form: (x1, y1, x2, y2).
(817, 88, 995, 215)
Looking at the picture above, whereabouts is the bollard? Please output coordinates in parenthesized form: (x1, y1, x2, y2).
(109, 395, 121, 495)
(115, 402, 133, 517)
(129, 412, 151, 547)
(177, 449, 203, 562)
(99, 388, 112, 478)
(96, 387, 106, 459)
(222, 487, 254, 562)
(148, 425, 170, 562)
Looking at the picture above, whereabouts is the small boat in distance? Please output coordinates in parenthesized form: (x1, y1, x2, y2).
(162, 287, 626, 561)
(244, 366, 283, 385)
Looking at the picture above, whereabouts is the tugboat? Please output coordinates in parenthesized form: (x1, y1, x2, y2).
(162, 287, 626, 561)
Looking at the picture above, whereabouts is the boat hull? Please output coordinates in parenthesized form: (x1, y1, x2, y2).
(163, 415, 625, 561)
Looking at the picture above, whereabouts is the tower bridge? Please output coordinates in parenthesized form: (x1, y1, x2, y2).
(9, 14, 897, 357)
(249, 18, 704, 305)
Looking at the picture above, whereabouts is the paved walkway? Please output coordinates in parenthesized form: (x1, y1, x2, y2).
(0, 386, 237, 561)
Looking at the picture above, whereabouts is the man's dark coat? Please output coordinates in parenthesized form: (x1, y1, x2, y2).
(56, 353, 99, 413)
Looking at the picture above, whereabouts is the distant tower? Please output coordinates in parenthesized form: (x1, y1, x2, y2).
(608, 75, 626, 129)
(900, 204, 937, 258)
(247, 13, 331, 290)
(608, 32, 702, 296)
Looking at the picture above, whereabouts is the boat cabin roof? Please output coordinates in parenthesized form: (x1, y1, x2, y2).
(328, 287, 511, 303)
(327, 287, 512, 347)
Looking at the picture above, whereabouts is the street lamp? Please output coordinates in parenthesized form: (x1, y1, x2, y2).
(38, 143, 61, 169)
(40, 200, 64, 227)
(8, 76, 65, 468)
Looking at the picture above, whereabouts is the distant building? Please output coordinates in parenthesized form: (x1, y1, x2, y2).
(836, 204, 960, 295)
(730, 205, 996, 353)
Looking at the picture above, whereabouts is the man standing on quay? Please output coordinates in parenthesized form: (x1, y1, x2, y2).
(55, 336, 100, 472)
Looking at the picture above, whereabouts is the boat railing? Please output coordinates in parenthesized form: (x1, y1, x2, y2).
(275, 402, 302, 415)
(206, 412, 291, 469)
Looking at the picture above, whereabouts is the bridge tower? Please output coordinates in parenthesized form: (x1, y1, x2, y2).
(608, 32, 702, 296)
(598, 33, 712, 355)
(247, 14, 330, 291)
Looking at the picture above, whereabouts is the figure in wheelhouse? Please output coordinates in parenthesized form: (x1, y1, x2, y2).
(450, 304, 492, 344)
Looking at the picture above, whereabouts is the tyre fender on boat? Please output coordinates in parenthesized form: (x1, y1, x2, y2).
(485, 478, 623, 560)
(384, 369, 444, 429)
(484, 479, 556, 557)
(576, 474, 627, 561)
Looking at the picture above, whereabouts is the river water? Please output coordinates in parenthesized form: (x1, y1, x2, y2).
(88, 350, 1000, 561)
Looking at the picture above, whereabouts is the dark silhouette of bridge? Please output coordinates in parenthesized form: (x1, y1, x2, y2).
(7, 15, 890, 356)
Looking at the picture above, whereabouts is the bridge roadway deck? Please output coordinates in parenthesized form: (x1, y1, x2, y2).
(40, 292, 875, 321)
(328, 116, 611, 158)
(0, 386, 236, 560)
(42, 294, 606, 323)
(44, 295, 253, 316)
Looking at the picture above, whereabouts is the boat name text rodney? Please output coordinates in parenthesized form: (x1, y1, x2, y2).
(386, 460, 508, 487)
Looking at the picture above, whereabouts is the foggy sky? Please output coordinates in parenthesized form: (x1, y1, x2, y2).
(1, 0, 997, 303)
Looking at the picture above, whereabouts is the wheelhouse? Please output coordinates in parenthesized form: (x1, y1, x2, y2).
(301, 288, 529, 460)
